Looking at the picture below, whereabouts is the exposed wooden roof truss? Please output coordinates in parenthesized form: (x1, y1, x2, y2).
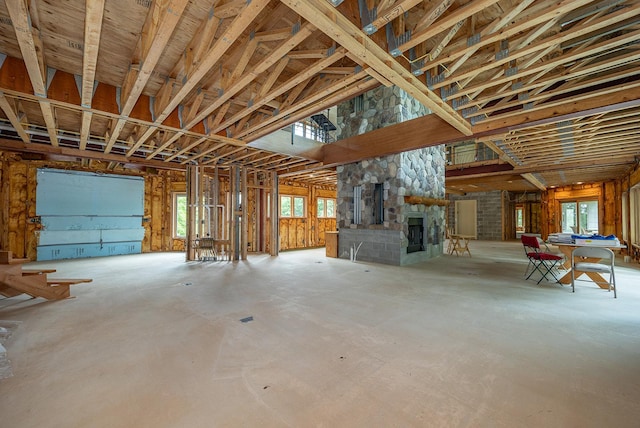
(0, 0, 638, 189)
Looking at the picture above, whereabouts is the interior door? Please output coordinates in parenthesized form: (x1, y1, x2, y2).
(455, 200, 477, 238)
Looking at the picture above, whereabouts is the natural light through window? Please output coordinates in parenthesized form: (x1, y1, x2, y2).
(280, 195, 306, 218)
(173, 193, 187, 238)
(317, 198, 336, 218)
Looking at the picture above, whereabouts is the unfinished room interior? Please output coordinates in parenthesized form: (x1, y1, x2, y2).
(1, 0, 640, 426)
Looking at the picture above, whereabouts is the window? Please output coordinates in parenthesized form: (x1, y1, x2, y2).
(317, 198, 336, 218)
(515, 205, 524, 232)
(560, 200, 598, 234)
(173, 193, 187, 238)
(293, 120, 331, 143)
(280, 195, 306, 218)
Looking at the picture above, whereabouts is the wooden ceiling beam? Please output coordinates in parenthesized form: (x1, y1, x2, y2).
(184, 22, 316, 131)
(128, 0, 270, 156)
(39, 101, 59, 147)
(468, 62, 640, 120)
(272, 158, 317, 170)
(443, 11, 640, 98)
(146, 131, 185, 160)
(446, 155, 637, 181)
(164, 136, 208, 163)
(477, 79, 640, 128)
(246, 152, 280, 165)
(241, 76, 380, 142)
(518, 147, 640, 166)
(365, 0, 426, 34)
(0, 92, 30, 143)
(511, 134, 640, 159)
(79, 111, 92, 150)
(420, 0, 591, 78)
(106, 0, 189, 154)
(5, 0, 46, 97)
(287, 49, 328, 59)
(201, 146, 246, 165)
(322, 114, 465, 167)
(396, 0, 501, 54)
(180, 142, 230, 164)
(508, 120, 640, 147)
(214, 49, 346, 135)
(236, 70, 370, 139)
(5, 0, 59, 147)
(176, 6, 221, 80)
(280, 0, 472, 136)
(0, 137, 184, 171)
(456, 47, 638, 111)
(428, 18, 466, 62)
(217, 148, 263, 165)
(81, 0, 105, 108)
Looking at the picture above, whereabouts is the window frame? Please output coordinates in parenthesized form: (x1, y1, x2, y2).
(317, 197, 336, 218)
(173, 192, 187, 239)
(280, 195, 306, 218)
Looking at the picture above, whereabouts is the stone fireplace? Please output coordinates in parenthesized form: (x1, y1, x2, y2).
(335, 147, 446, 265)
(333, 85, 447, 265)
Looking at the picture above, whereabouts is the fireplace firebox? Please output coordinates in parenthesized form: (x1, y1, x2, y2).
(407, 217, 424, 253)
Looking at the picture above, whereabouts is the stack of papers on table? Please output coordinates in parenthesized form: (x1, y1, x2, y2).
(548, 233, 574, 244)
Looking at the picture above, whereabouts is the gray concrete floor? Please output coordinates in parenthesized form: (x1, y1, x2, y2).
(1, 240, 639, 428)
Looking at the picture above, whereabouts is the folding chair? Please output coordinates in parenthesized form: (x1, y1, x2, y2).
(446, 227, 455, 255)
(521, 235, 564, 284)
(571, 247, 616, 298)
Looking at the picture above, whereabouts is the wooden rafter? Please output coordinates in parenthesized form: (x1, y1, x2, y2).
(236, 69, 371, 139)
(127, 0, 270, 157)
(280, 0, 472, 136)
(106, 0, 189, 154)
(184, 21, 317, 130)
(213, 49, 346, 135)
(0, 93, 30, 143)
(0, 0, 638, 191)
(396, 0, 502, 54)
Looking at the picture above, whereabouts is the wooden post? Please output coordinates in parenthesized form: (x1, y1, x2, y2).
(185, 165, 197, 261)
(213, 166, 219, 240)
(270, 171, 279, 256)
(229, 165, 238, 261)
(241, 166, 248, 260)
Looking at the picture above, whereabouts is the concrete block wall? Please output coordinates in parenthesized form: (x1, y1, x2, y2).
(338, 228, 402, 265)
(448, 191, 503, 240)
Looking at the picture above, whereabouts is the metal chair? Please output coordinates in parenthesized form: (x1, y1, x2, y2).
(521, 235, 563, 284)
(571, 247, 616, 297)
